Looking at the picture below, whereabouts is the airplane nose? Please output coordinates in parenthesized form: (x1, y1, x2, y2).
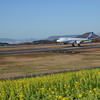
(56, 39, 60, 42)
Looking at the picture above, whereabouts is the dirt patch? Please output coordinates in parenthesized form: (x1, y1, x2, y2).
(0, 47, 100, 78)
(0, 72, 23, 78)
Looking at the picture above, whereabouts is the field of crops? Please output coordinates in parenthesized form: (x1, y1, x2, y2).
(0, 68, 100, 100)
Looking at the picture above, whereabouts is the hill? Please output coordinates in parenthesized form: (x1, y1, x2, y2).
(46, 35, 77, 40)
(0, 38, 16, 42)
(76, 32, 98, 38)
(0, 38, 35, 43)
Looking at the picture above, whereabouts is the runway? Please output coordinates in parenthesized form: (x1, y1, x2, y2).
(0, 44, 100, 54)
(62, 45, 100, 50)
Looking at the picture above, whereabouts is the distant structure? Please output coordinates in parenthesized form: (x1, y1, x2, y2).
(0, 42, 9, 46)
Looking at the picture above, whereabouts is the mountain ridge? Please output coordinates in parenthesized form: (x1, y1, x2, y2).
(46, 35, 77, 40)
(0, 38, 36, 42)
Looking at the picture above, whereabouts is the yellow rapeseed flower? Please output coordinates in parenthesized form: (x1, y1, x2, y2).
(62, 97, 68, 100)
(64, 84, 66, 87)
(51, 91, 55, 94)
(78, 94, 82, 98)
(40, 88, 45, 91)
(96, 92, 99, 95)
(19, 94, 24, 98)
(93, 88, 97, 91)
(58, 96, 62, 99)
(75, 82, 79, 84)
(56, 95, 58, 98)
(49, 88, 51, 90)
(84, 79, 86, 81)
(54, 88, 57, 90)
(49, 95, 53, 97)
(89, 90, 92, 93)
(68, 85, 70, 88)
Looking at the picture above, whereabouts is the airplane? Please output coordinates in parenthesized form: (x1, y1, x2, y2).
(56, 32, 94, 46)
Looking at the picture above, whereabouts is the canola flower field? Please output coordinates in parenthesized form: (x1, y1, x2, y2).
(0, 68, 100, 100)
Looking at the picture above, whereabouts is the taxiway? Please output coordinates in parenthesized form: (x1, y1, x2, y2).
(0, 44, 100, 54)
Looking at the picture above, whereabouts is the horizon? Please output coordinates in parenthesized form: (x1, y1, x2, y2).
(0, 34, 78, 41)
(0, 0, 100, 39)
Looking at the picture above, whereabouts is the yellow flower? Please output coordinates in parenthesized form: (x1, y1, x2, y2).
(98, 72, 100, 75)
(64, 84, 66, 87)
(62, 97, 68, 100)
(68, 85, 70, 88)
(49, 95, 53, 97)
(51, 91, 55, 94)
(75, 82, 80, 84)
(56, 95, 58, 98)
(49, 88, 51, 90)
(58, 96, 62, 99)
(54, 88, 57, 90)
(96, 92, 99, 95)
(19, 94, 24, 98)
(11, 92, 14, 94)
(40, 88, 45, 91)
(89, 90, 92, 93)
(84, 79, 86, 81)
(93, 88, 97, 91)
(78, 94, 82, 98)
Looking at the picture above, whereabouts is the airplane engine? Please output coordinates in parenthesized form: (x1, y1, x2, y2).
(76, 41, 81, 44)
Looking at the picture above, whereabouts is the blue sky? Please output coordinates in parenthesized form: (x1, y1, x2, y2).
(0, 0, 100, 39)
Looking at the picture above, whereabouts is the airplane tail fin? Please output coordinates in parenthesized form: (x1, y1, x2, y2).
(87, 32, 94, 39)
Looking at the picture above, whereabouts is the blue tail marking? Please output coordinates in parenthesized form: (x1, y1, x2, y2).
(87, 32, 94, 39)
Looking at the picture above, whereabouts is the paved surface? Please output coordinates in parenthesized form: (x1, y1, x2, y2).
(62, 45, 100, 50)
(0, 45, 100, 54)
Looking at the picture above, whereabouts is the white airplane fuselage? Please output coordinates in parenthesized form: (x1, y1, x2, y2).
(57, 38, 88, 43)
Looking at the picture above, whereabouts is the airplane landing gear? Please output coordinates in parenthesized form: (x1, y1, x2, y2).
(78, 44, 81, 46)
(72, 43, 75, 47)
